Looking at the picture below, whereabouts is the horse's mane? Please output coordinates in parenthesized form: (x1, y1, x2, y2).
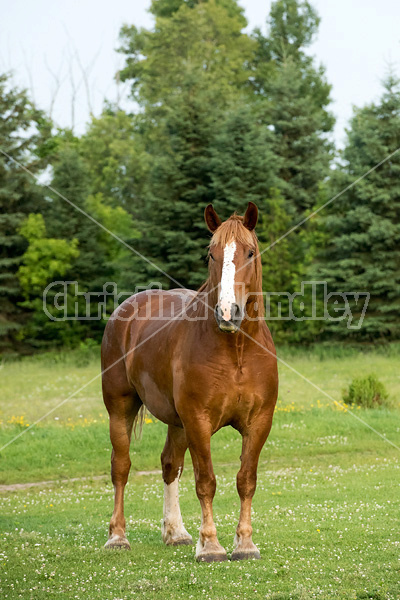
(210, 214, 256, 249)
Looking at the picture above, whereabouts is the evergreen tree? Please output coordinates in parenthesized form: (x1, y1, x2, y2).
(15, 130, 141, 348)
(247, 0, 334, 342)
(211, 105, 278, 218)
(0, 73, 50, 353)
(313, 74, 400, 340)
(253, 0, 334, 214)
(45, 138, 109, 291)
(209, 105, 295, 298)
(119, 0, 256, 288)
(44, 136, 142, 339)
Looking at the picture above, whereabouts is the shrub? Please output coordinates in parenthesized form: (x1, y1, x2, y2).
(74, 339, 100, 367)
(342, 374, 389, 408)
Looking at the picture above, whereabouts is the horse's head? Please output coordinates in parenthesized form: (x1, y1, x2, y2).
(205, 202, 262, 333)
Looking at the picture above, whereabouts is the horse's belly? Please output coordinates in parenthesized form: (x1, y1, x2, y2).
(136, 370, 182, 427)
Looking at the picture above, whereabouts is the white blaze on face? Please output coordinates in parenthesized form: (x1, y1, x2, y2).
(219, 240, 237, 321)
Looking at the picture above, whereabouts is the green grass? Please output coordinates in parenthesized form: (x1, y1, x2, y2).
(1, 457, 400, 599)
(1, 346, 400, 599)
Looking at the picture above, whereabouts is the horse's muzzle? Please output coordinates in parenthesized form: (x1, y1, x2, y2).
(214, 304, 243, 333)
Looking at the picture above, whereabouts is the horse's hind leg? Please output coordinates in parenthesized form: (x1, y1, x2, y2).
(104, 390, 142, 549)
(161, 425, 192, 546)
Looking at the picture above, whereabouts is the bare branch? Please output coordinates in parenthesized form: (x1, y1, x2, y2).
(62, 22, 101, 119)
(20, 45, 36, 102)
(44, 54, 66, 120)
(73, 46, 102, 117)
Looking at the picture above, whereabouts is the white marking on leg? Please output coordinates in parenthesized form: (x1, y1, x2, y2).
(219, 240, 237, 321)
(162, 468, 191, 544)
(195, 513, 205, 557)
(196, 537, 204, 556)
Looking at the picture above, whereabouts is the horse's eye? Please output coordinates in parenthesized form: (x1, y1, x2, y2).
(248, 250, 255, 258)
(209, 253, 215, 261)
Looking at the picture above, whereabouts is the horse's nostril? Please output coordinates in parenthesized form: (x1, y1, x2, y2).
(215, 303, 242, 324)
(231, 303, 241, 321)
(215, 305, 223, 321)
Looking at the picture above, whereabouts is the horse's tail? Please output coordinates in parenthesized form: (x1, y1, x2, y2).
(133, 404, 146, 440)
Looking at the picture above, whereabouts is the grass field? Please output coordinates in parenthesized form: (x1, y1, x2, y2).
(1, 345, 400, 599)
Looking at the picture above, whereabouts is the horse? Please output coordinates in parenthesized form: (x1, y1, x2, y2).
(101, 201, 278, 562)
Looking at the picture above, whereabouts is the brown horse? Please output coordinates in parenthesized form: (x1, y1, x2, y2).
(101, 202, 278, 562)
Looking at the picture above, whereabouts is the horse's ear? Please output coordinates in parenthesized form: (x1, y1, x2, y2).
(243, 202, 258, 231)
(204, 204, 222, 233)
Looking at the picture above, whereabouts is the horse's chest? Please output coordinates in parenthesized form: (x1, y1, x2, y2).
(177, 358, 269, 400)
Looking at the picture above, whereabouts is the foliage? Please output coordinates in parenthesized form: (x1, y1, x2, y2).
(252, 0, 335, 217)
(73, 338, 101, 366)
(313, 74, 400, 341)
(150, 0, 246, 21)
(118, 0, 257, 288)
(119, 1, 253, 106)
(2, 0, 400, 352)
(80, 108, 148, 212)
(17, 213, 79, 294)
(250, 0, 335, 343)
(210, 105, 279, 218)
(0, 73, 51, 353)
(342, 374, 389, 408)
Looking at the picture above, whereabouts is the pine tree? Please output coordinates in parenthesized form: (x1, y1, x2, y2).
(253, 0, 334, 218)
(13, 128, 141, 348)
(0, 74, 50, 353)
(313, 74, 400, 340)
(211, 105, 278, 218)
(27, 137, 110, 343)
(247, 0, 335, 342)
(119, 0, 255, 288)
(209, 104, 296, 300)
(45, 139, 107, 288)
(135, 86, 223, 288)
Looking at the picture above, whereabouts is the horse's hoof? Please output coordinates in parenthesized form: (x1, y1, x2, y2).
(167, 535, 193, 546)
(196, 552, 228, 563)
(196, 539, 228, 562)
(104, 535, 131, 550)
(231, 549, 261, 561)
(162, 525, 193, 547)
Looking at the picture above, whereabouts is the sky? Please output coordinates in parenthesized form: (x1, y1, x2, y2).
(1, 0, 400, 147)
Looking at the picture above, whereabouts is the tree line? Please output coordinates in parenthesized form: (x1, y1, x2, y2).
(1, 0, 400, 354)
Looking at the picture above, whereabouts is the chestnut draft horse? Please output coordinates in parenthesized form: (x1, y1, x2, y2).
(101, 202, 278, 562)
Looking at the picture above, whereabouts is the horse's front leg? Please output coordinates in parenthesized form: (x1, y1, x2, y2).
(185, 422, 227, 562)
(232, 421, 273, 561)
